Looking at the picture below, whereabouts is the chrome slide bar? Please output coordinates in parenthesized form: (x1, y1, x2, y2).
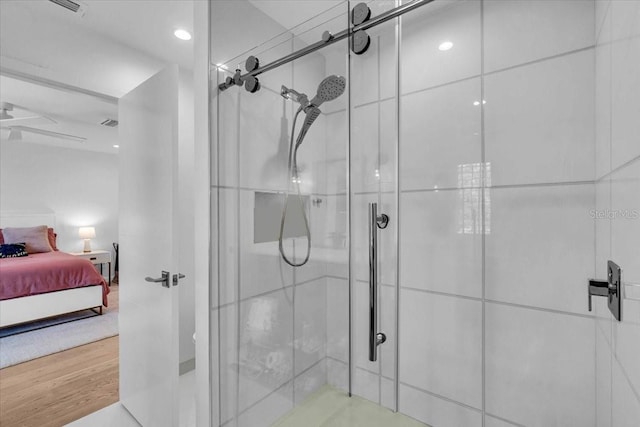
(218, 0, 435, 91)
(369, 203, 388, 362)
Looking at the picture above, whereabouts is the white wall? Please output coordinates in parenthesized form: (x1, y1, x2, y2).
(0, 140, 118, 266)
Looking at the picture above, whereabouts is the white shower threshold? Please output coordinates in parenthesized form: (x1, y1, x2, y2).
(273, 385, 430, 427)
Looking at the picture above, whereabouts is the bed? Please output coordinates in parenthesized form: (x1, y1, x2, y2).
(0, 212, 108, 329)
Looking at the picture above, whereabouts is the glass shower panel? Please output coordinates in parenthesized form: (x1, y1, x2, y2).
(349, 0, 400, 410)
(211, 2, 349, 425)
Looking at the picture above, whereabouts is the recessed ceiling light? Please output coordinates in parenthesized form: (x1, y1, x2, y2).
(113, 144, 119, 148)
(438, 41, 453, 51)
(174, 29, 192, 41)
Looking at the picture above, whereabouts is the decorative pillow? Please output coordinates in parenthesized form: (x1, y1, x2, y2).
(2, 225, 53, 254)
(0, 243, 28, 258)
(47, 228, 58, 251)
(0, 229, 3, 245)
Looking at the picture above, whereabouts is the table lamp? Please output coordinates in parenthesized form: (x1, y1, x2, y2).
(79, 227, 96, 253)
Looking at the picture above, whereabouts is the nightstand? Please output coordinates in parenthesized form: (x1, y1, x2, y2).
(71, 250, 112, 286)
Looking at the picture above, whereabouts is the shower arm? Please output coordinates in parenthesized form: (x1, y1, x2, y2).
(218, 0, 435, 91)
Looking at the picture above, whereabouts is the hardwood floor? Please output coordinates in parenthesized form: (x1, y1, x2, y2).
(0, 336, 119, 427)
(0, 286, 120, 427)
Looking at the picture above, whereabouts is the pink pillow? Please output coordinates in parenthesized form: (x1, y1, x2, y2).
(2, 225, 53, 254)
(0, 228, 57, 250)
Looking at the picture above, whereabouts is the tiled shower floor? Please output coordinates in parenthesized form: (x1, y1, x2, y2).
(272, 386, 429, 427)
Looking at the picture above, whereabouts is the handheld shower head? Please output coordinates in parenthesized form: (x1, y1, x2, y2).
(308, 75, 346, 108)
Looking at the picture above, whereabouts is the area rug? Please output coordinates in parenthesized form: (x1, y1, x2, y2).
(0, 287, 119, 369)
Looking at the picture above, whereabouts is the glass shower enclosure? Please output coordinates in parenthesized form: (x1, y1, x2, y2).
(208, 1, 640, 426)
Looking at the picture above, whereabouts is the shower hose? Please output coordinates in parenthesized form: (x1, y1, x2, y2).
(278, 106, 311, 267)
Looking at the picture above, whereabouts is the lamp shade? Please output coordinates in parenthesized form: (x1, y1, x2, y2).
(78, 227, 96, 239)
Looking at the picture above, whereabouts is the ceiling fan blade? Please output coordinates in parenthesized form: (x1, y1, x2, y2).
(0, 116, 57, 126)
(6, 125, 86, 142)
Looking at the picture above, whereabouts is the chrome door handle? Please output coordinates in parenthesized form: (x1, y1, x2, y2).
(145, 271, 170, 288)
(172, 273, 185, 287)
(369, 202, 388, 362)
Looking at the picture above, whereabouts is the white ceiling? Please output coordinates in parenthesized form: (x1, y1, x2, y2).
(0, 0, 193, 153)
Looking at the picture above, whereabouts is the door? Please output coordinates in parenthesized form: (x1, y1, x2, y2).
(118, 65, 180, 426)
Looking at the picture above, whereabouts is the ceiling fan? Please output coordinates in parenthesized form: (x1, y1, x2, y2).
(0, 102, 86, 142)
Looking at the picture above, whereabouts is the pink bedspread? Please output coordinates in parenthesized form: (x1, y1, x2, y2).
(0, 251, 109, 306)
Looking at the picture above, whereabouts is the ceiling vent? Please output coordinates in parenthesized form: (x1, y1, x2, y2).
(100, 119, 119, 128)
(49, 0, 86, 15)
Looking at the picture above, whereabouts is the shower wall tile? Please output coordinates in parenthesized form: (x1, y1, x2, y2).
(596, 324, 613, 427)
(238, 189, 294, 301)
(484, 49, 595, 186)
(483, 0, 594, 73)
(400, 77, 482, 191)
(485, 184, 595, 315)
(351, 100, 397, 195)
(596, 0, 612, 42)
(401, 0, 481, 94)
(326, 277, 349, 363)
(350, 13, 397, 107)
(611, 160, 640, 398)
(238, 289, 293, 413)
(217, 87, 240, 188)
(612, 359, 640, 427)
(353, 367, 381, 405)
(399, 288, 483, 409)
(380, 284, 397, 380)
(294, 359, 326, 405)
(238, 88, 293, 192)
(400, 190, 482, 299)
(324, 113, 347, 195)
(218, 304, 238, 424)
(610, 0, 640, 170)
(381, 377, 395, 411)
(326, 358, 348, 393)
(485, 303, 595, 427)
(217, 188, 239, 306)
(595, 5, 612, 180)
(399, 384, 483, 427)
(294, 278, 327, 376)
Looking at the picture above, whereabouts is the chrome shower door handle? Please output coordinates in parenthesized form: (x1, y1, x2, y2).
(369, 202, 388, 362)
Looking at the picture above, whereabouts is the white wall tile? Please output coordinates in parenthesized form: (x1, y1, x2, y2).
(401, 0, 481, 93)
(381, 377, 395, 411)
(353, 367, 380, 405)
(218, 304, 238, 424)
(596, 325, 613, 427)
(324, 113, 348, 195)
(294, 359, 326, 405)
(595, 0, 612, 43)
(399, 288, 482, 409)
(612, 358, 640, 427)
(483, 0, 594, 72)
(294, 279, 327, 375)
(351, 100, 397, 194)
(326, 358, 349, 393)
(238, 290, 293, 413)
(326, 277, 349, 363)
(485, 303, 595, 426)
(350, 13, 397, 107)
(485, 184, 595, 314)
(595, 8, 612, 180)
(400, 78, 482, 191)
(400, 190, 483, 298)
(613, 297, 640, 401)
(399, 384, 482, 427)
(352, 280, 381, 372)
(611, 160, 640, 284)
(611, 0, 640, 170)
(484, 49, 595, 186)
